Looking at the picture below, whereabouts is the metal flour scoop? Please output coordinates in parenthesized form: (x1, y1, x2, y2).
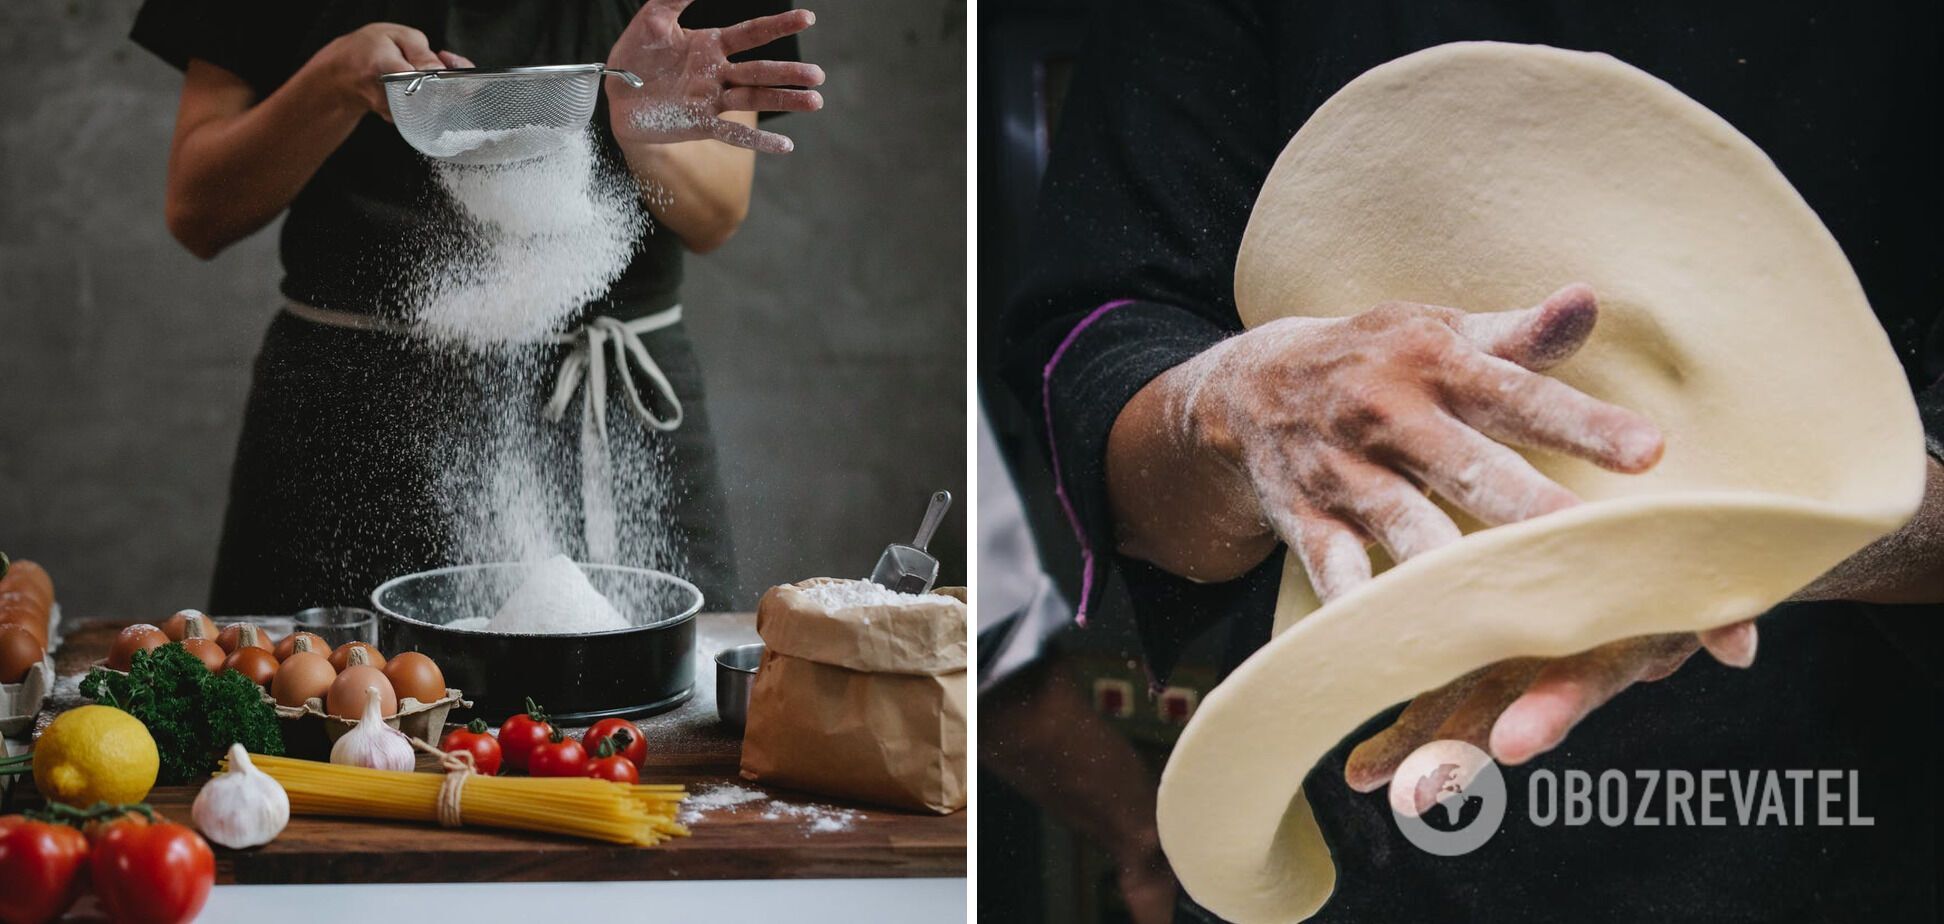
(870, 490, 953, 595)
(380, 64, 643, 166)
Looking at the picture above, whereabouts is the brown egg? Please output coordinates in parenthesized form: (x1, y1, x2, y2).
(275, 631, 328, 661)
(160, 609, 214, 642)
(179, 637, 227, 673)
(271, 651, 336, 707)
(328, 642, 386, 673)
(0, 593, 49, 646)
(107, 624, 168, 671)
(0, 623, 44, 684)
(0, 591, 49, 641)
(0, 560, 53, 608)
(327, 665, 397, 719)
(382, 652, 446, 705)
(217, 623, 273, 655)
(225, 646, 279, 688)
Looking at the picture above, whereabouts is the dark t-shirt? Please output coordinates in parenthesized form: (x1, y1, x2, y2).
(998, 1, 1942, 920)
(131, 0, 797, 320)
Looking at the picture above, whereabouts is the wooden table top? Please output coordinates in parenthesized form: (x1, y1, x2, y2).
(5, 617, 965, 884)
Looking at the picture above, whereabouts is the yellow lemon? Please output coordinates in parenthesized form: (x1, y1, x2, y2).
(32, 704, 158, 805)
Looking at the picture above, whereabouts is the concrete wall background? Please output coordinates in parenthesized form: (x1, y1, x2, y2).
(0, 1, 966, 617)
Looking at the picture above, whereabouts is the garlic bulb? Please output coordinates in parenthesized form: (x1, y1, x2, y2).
(331, 685, 415, 771)
(193, 743, 289, 849)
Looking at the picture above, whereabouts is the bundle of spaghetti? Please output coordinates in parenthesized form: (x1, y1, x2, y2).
(239, 753, 690, 845)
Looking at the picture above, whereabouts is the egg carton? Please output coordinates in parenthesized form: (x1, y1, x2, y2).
(1, 657, 55, 739)
(271, 688, 470, 759)
(2, 603, 61, 738)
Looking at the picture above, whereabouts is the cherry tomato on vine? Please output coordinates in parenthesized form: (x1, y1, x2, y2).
(90, 812, 215, 924)
(527, 729, 589, 778)
(440, 718, 503, 776)
(585, 738, 640, 784)
(497, 697, 555, 772)
(0, 815, 90, 924)
(583, 718, 647, 769)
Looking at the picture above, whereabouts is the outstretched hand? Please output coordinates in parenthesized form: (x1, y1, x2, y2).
(607, 0, 826, 153)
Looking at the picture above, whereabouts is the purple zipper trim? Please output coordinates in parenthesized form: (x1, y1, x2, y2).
(1041, 299, 1135, 626)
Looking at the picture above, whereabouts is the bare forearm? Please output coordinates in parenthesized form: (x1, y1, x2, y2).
(1795, 455, 1944, 604)
(1108, 363, 1278, 582)
(167, 63, 364, 258)
(618, 116, 756, 253)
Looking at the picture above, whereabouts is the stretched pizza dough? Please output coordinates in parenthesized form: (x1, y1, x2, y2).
(1157, 42, 1924, 923)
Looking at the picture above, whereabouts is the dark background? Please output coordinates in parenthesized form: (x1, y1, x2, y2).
(0, 0, 967, 617)
(980, 1, 1184, 921)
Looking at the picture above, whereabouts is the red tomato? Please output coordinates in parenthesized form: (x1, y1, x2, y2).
(89, 814, 214, 924)
(0, 815, 90, 924)
(526, 731, 588, 778)
(497, 697, 555, 772)
(439, 718, 504, 776)
(584, 736, 640, 784)
(583, 718, 647, 769)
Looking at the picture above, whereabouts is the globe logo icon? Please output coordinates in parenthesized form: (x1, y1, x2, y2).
(1387, 739, 1507, 856)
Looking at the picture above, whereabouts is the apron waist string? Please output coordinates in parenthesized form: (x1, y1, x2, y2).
(280, 300, 686, 562)
(280, 300, 686, 436)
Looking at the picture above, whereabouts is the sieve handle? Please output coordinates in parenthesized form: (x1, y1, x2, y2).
(602, 68, 644, 88)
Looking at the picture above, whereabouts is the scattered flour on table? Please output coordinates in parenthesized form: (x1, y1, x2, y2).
(759, 801, 862, 834)
(682, 783, 768, 816)
(798, 580, 958, 610)
(50, 671, 83, 700)
(680, 783, 863, 835)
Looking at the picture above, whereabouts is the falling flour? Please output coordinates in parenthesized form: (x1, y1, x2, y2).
(398, 125, 684, 591)
(679, 783, 862, 835)
(799, 580, 958, 611)
(409, 127, 647, 345)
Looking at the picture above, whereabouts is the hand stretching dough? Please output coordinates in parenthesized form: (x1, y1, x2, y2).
(1157, 42, 1924, 923)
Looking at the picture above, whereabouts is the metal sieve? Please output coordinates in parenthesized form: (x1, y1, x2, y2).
(380, 64, 643, 166)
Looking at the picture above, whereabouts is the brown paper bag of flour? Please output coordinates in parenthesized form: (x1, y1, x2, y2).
(739, 579, 967, 814)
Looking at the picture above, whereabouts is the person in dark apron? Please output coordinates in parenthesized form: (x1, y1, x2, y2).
(129, 0, 822, 613)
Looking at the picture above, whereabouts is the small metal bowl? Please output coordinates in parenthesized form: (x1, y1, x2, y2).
(715, 643, 765, 729)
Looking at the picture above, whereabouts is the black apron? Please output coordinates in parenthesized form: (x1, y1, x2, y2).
(131, 0, 800, 611)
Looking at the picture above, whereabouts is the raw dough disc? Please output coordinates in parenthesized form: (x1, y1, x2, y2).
(1157, 42, 1924, 924)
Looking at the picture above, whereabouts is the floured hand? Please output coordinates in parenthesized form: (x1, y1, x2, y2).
(607, 0, 826, 154)
(1109, 283, 1662, 591)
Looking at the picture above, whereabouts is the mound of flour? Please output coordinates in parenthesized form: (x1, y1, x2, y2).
(485, 554, 630, 634)
(798, 580, 958, 610)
